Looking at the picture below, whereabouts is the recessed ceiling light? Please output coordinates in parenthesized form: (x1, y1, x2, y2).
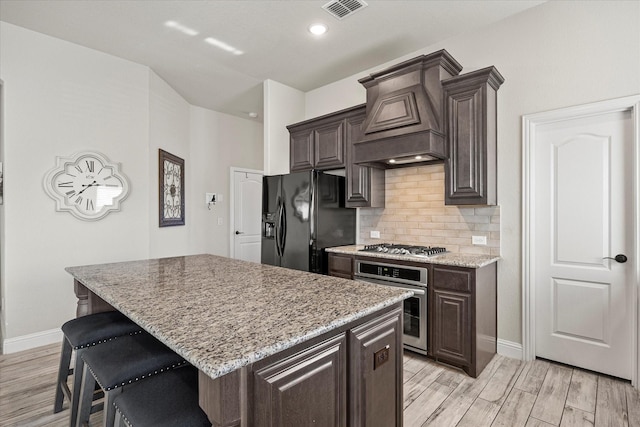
(204, 37, 244, 55)
(248, 112, 258, 118)
(164, 20, 199, 36)
(388, 159, 396, 164)
(308, 23, 328, 36)
(415, 155, 422, 160)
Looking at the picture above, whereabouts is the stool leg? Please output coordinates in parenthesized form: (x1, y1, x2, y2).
(69, 348, 85, 427)
(54, 339, 72, 413)
(103, 388, 122, 427)
(75, 363, 95, 427)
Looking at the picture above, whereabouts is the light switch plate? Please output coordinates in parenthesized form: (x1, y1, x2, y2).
(370, 230, 381, 238)
(472, 235, 487, 245)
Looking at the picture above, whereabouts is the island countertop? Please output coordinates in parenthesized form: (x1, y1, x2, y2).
(65, 254, 411, 381)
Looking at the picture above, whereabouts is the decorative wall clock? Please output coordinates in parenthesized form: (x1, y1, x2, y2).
(43, 151, 130, 221)
(159, 149, 185, 227)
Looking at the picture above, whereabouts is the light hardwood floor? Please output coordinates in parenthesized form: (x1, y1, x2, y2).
(1, 343, 638, 426)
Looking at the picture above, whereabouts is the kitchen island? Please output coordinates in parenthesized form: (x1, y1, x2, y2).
(66, 254, 411, 426)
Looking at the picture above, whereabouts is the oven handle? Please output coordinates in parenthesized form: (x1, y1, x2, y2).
(355, 277, 425, 295)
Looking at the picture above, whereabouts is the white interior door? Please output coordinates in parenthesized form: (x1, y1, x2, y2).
(532, 108, 635, 380)
(232, 169, 262, 262)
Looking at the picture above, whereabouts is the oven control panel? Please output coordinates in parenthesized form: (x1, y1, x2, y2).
(355, 260, 427, 286)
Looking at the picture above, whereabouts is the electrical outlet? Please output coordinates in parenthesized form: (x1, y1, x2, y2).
(370, 230, 381, 238)
(217, 217, 223, 225)
(472, 235, 487, 245)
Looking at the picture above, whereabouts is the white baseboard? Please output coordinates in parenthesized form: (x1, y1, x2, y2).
(3, 328, 62, 354)
(497, 338, 523, 360)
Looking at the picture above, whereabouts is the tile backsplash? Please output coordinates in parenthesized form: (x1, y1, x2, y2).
(358, 163, 500, 256)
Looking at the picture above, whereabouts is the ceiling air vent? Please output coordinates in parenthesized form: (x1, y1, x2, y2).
(322, 0, 368, 20)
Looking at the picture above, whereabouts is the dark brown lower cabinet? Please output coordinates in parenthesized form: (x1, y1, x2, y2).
(431, 263, 496, 377)
(250, 304, 403, 427)
(253, 334, 347, 426)
(433, 290, 471, 365)
(325, 254, 498, 379)
(349, 307, 403, 427)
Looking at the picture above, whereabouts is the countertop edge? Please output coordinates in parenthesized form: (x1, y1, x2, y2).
(326, 245, 500, 268)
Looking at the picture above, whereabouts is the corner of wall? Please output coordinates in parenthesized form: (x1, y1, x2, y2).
(263, 79, 305, 175)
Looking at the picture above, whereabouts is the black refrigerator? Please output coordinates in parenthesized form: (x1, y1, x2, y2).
(261, 170, 356, 274)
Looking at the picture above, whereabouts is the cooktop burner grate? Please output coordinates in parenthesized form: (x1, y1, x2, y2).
(359, 243, 447, 257)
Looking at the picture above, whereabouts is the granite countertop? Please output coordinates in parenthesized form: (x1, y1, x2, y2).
(326, 245, 500, 268)
(65, 254, 411, 380)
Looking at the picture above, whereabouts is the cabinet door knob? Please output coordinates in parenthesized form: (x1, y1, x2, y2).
(603, 254, 627, 263)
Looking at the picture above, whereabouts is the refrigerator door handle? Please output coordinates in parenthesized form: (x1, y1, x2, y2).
(275, 197, 282, 257)
(309, 171, 316, 241)
(279, 198, 287, 256)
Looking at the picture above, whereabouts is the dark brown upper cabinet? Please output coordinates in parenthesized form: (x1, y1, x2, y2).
(442, 67, 504, 205)
(288, 105, 385, 208)
(288, 109, 350, 172)
(290, 51, 503, 206)
(289, 127, 315, 171)
(353, 50, 463, 168)
(345, 107, 385, 208)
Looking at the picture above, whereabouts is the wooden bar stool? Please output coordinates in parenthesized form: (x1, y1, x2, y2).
(112, 366, 211, 427)
(76, 332, 188, 427)
(54, 311, 142, 427)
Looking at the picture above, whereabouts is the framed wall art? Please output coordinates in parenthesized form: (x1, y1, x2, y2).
(159, 149, 185, 227)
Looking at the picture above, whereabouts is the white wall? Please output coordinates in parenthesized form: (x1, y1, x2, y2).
(148, 72, 191, 258)
(147, 76, 263, 259)
(304, 0, 640, 345)
(189, 106, 263, 256)
(263, 79, 304, 175)
(0, 22, 150, 344)
(0, 22, 264, 351)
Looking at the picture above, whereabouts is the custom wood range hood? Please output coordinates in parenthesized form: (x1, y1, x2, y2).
(353, 50, 463, 168)
(287, 49, 503, 206)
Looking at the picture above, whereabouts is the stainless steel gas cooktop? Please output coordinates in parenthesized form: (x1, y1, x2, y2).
(358, 243, 447, 258)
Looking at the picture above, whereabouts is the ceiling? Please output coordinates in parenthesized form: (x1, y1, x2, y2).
(0, 0, 545, 122)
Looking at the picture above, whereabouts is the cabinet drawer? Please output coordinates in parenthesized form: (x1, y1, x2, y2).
(328, 253, 353, 279)
(432, 266, 473, 293)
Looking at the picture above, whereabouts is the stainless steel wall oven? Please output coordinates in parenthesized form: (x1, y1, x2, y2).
(354, 259, 428, 355)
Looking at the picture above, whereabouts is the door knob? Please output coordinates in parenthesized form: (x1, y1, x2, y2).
(603, 254, 628, 263)
(235, 231, 244, 235)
